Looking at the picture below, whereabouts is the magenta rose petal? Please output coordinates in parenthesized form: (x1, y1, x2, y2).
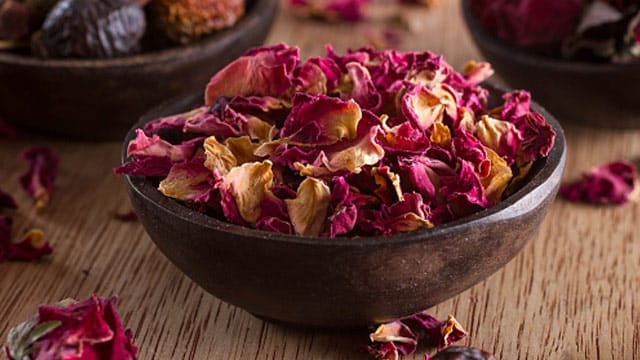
(560, 161, 638, 205)
(19, 146, 59, 210)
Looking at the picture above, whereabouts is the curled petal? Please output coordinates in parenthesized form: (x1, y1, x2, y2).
(222, 161, 275, 225)
(204, 136, 237, 175)
(19, 146, 59, 210)
(158, 157, 214, 203)
(345, 62, 382, 111)
(513, 112, 556, 163)
(482, 148, 514, 204)
(285, 177, 331, 236)
(225, 136, 260, 164)
(8, 229, 53, 261)
(244, 116, 277, 142)
(370, 321, 417, 347)
(372, 166, 405, 204)
(401, 86, 445, 131)
(205, 44, 299, 104)
(281, 94, 362, 146)
(293, 60, 328, 95)
(440, 315, 468, 350)
(462, 61, 494, 86)
(127, 129, 199, 162)
(323, 126, 385, 173)
(476, 115, 521, 165)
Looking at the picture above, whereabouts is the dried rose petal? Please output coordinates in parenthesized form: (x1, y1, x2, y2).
(285, 177, 331, 236)
(476, 115, 521, 165)
(7, 229, 52, 261)
(221, 161, 276, 225)
(113, 210, 138, 222)
(288, 0, 369, 22)
(481, 148, 513, 205)
(113, 156, 173, 177)
(366, 313, 467, 360)
(19, 146, 59, 210)
(127, 129, 201, 162)
(158, 156, 214, 203)
(560, 161, 638, 205)
(5, 295, 138, 360)
(205, 44, 299, 104)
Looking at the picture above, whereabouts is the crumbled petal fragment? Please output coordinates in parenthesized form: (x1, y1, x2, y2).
(285, 177, 331, 236)
(5, 295, 138, 360)
(560, 161, 638, 205)
(205, 44, 300, 104)
(19, 146, 59, 210)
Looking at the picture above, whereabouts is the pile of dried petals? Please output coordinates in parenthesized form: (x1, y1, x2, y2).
(560, 161, 638, 205)
(4, 295, 138, 360)
(117, 44, 556, 238)
(470, 0, 640, 63)
(365, 312, 467, 359)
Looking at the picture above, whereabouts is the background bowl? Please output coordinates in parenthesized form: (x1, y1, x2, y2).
(123, 83, 566, 328)
(461, 0, 640, 129)
(0, 0, 277, 141)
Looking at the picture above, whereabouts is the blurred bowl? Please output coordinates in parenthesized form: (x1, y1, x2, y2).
(122, 83, 566, 328)
(461, 0, 640, 129)
(0, 0, 277, 141)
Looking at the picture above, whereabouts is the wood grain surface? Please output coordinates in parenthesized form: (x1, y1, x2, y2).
(1, 1, 639, 359)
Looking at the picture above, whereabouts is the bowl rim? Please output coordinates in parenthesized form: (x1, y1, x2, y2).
(123, 82, 567, 247)
(0, 0, 276, 69)
(461, 0, 640, 73)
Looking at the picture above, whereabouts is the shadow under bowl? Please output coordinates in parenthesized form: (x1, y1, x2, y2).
(123, 83, 567, 328)
(461, 0, 640, 129)
(0, 0, 277, 141)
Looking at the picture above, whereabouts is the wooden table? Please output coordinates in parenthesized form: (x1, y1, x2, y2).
(1, 1, 639, 359)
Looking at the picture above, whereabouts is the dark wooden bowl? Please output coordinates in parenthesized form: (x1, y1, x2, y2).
(461, 0, 640, 129)
(122, 83, 567, 328)
(0, 0, 277, 141)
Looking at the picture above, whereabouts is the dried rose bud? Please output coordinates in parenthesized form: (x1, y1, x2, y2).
(19, 146, 59, 210)
(428, 346, 496, 360)
(4, 295, 138, 360)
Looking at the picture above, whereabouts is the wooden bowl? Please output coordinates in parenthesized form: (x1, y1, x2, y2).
(0, 0, 277, 141)
(461, 0, 640, 129)
(122, 83, 567, 328)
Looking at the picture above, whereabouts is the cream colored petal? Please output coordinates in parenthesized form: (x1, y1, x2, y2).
(225, 136, 260, 164)
(245, 115, 277, 142)
(285, 177, 331, 237)
(481, 147, 513, 204)
(369, 322, 417, 344)
(476, 115, 518, 153)
(430, 121, 452, 148)
(372, 166, 405, 202)
(323, 126, 385, 173)
(204, 136, 237, 175)
(222, 161, 275, 225)
(158, 166, 211, 201)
